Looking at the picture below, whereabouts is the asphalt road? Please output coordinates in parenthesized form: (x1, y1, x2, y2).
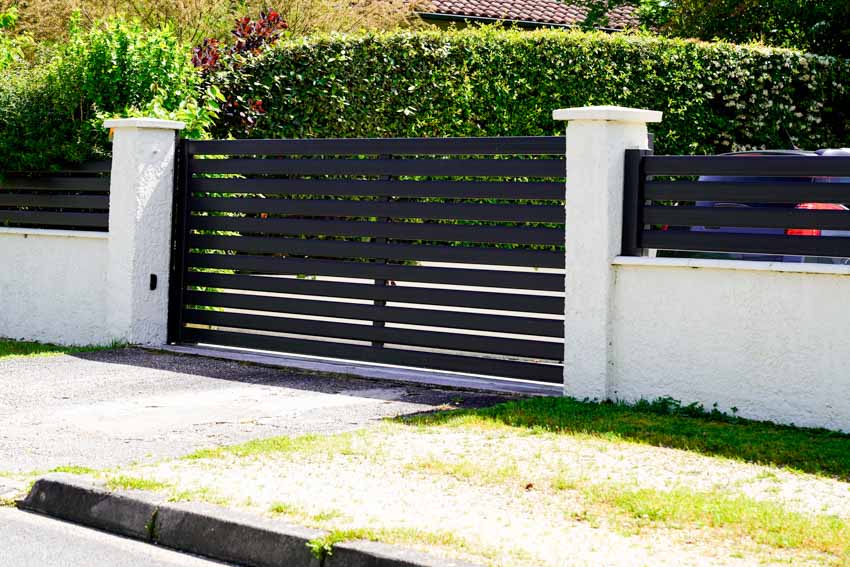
(0, 507, 227, 567)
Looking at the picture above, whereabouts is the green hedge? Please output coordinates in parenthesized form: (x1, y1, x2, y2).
(2, 25, 849, 172)
(216, 27, 850, 154)
(0, 19, 198, 171)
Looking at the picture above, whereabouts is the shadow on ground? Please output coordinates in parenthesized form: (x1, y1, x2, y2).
(400, 396, 850, 481)
(70, 347, 520, 409)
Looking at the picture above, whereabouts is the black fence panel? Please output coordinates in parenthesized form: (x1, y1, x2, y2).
(0, 161, 112, 231)
(169, 137, 566, 384)
(623, 151, 850, 258)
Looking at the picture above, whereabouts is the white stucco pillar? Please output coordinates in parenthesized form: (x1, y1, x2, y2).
(104, 118, 185, 345)
(553, 106, 662, 400)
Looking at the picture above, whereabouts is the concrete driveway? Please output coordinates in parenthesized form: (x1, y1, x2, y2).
(0, 348, 517, 474)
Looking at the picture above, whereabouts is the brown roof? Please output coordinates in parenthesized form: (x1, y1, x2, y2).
(420, 0, 639, 29)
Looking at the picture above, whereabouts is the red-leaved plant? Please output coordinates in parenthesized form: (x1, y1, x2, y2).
(193, 11, 287, 131)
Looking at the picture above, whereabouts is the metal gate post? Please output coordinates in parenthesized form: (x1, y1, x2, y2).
(167, 137, 190, 344)
(621, 148, 653, 257)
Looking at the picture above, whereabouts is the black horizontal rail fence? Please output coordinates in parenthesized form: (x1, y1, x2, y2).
(0, 161, 112, 231)
(622, 150, 850, 258)
(169, 136, 566, 383)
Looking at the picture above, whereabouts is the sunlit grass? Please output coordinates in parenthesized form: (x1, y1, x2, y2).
(0, 339, 116, 359)
(400, 396, 850, 481)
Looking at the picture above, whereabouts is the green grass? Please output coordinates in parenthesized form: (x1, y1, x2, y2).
(399, 453, 850, 561)
(407, 457, 519, 485)
(588, 484, 850, 561)
(269, 501, 307, 516)
(307, 527, 494, 561)
(49, 465, 98, 475)
(0, 339, 116, 359)
(400, 396, 850, 481)
(105, 475, 172, 492)
(183, 430, 375, 461)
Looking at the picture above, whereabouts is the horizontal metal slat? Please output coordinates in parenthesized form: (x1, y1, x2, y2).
(182, 290, 564, 337)
(8, 161, 113, 175)
(189, 198, 564, 223)
(184, 272, 564, 314)
(180, 327, 563, 382)
(0, 177, 111, 192)
(644, 181, 850, 204)
(0, 211, 109, 228)
(189, 178, 565, 200)
(644, 156, 850, 177)
(642, 230, 850, 257)
(188, 216, 564, 246)
(187, 253, 564, 291)
(184, 309, 563, 360)
(190, 158, 565, 178)
(186, 136, 565, 156)
(0, 195, 109, 209)
(187, 234, 564, 268)
(644, 206, 850, 230)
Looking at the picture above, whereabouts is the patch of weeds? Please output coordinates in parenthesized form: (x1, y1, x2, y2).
(307, 531, 349, 560)
(585, 483, 850, 560)
(106, 476, 171, 492)
(311, 509, 347, 523)
(168, 486, 230, 506)
(308, 526, 493, 561)
(269, 502, 348, 525)
(570, 509, 600, 528)
(269, 501, 307, 516)
(0, 339, 122, 359)
(408, 457, 519, 485)
(145, 509, 159, 540)
(400, 396, 850, 481)
(49, 465, 98, 476)
(754, 470, 781, 482)
(0, 497, 16, 507)
(551, 473, 582, 492)
(183, 430, 372, 461)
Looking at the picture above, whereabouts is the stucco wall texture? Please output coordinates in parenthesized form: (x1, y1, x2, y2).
(0, 230, 110, 345)
(611, 260, 850, 432)
(0, 118, 184, 348)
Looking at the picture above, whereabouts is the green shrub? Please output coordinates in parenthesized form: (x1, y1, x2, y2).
(0, 17, 201, 171)
(3, 24, 848, 172)
(212, 27, 850, 154)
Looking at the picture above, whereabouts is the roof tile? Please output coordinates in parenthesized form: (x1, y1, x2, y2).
(421, 0, 639, 29)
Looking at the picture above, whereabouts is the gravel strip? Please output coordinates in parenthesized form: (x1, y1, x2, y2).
(110, 424, 846, 566)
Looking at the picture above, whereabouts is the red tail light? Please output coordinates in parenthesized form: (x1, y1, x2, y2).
(786, 228, 820, 236)
(786, 203, 845, 236)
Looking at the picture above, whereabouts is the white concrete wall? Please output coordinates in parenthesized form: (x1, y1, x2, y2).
(0, 117, 184, 347)
(0, 229, 110, 345)
(556, 106, 849, 432)
(611, 257, 850, 432)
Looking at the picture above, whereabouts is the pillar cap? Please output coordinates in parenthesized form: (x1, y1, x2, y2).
(553, 106, 662, 124)
(103, 118, 186, 130)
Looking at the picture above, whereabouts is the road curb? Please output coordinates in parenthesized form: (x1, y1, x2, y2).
(18, 474, 480, 567)
(19, 473, 163, 540)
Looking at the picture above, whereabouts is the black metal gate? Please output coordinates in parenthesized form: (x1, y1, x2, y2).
(168, 137, 566, 384)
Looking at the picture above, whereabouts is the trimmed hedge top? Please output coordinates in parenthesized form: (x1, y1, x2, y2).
(217, 28, 850, 155)
(1, 25, 848, 172)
